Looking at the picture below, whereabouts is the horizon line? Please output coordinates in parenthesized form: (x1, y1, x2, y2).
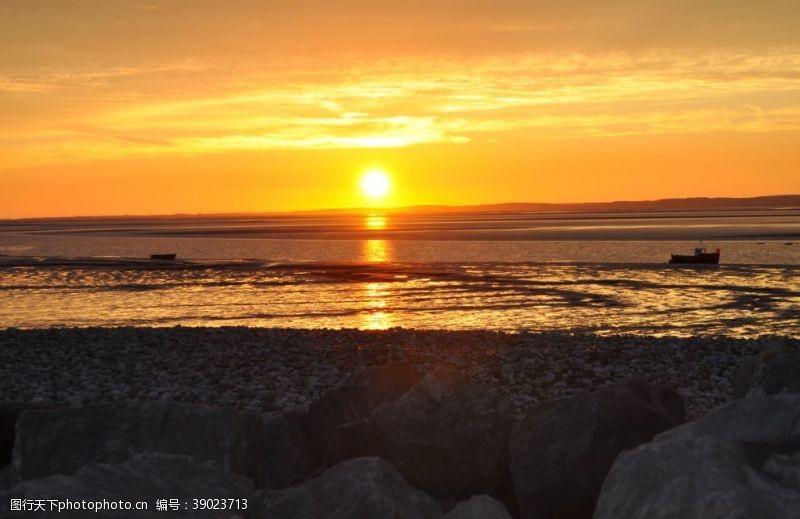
(2, 193, 799, 222)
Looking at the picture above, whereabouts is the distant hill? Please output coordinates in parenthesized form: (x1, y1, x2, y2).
(3, 195, 799, 222)
(303, 194, 800, 216)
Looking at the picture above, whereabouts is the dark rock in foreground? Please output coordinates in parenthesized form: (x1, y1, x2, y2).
(733, 344, 800, 398)
(0, 404, 25, 468)
(258, 457, 442, 519)
(372, 369, 515, 503)
(13, 402, 267, 486)
(0, 453, 254, 518)
(262, 411, 318, 489)
(323, 418, 378, 467)
(0, 402, 55, 485)
(510, 380, 685, 519)
(444, 495, 513, 519)
(0, 404, 27, 490)
(305, 363, 422, 463)
(594, 395, 800, 519)
(0, 464, 17, 491)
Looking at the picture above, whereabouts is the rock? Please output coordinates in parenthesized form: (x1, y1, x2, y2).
(322, 419, 378, 467)
(1, 403, 53, 489)
(0, 463, 17, 491)
(13, 402, 267, 486)
(510, 380, 684, 519)
(305, 363, 422, 460)
(444, 495, 513, 519)
(372, 370, 515, 503)
(255, 487, 289, 510)
(733, 345, 800, 398)
(0, 453, 254, 518)
(257, 457, 442, 519)
(761, 351, 800, 395)
(0, 403, 51, 468)
(594, 395, 800, 519)
(262, 411, 318, 489)
(0, 404, 24, 468)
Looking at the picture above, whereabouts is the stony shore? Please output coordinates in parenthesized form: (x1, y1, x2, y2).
(1, 327, 794, 419)
(2, 328, 800, 518)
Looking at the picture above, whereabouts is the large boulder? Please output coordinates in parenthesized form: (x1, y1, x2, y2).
(510, 380, 685, 519)
(262, 411, 318, 489)
(0, 403, 53, 470)
(372, 370, 515, 502)
(733, 345, 800, 398)
(322, 419, 379, 467)
(594, 394, 800, 519)
(1, 404, 26, 490)
(0, 464, 17, 491)
(12, 402, 267, 486)
(257, 457, 442, 519)
(305, 363, 422, 462)
(444, 495, 513, 519)
(0, 453, 254, 518)
(0, 404, 25, 468)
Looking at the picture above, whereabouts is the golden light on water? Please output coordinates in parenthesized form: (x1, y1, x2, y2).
(360, 169, 391, 200)
(363, 281, 393, 330)
(361, 241, 393, 329)
(365, 214, 387, 230)
(362, 239, 391, 263)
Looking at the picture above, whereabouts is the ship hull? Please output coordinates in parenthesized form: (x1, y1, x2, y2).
(669, 253, 720, 264)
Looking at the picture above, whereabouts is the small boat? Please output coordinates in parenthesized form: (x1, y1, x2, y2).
(150, 253, 177, 261)
(669, 245, 720, 264)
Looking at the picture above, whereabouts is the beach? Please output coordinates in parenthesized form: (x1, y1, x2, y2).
(3, 1, 800, 513)
(1, 327, 786, 420)
(2, 212, 799, 517)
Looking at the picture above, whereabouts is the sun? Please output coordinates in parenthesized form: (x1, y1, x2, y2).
(360, 169, 391, 199)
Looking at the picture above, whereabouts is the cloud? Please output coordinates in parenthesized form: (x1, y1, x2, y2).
(3, 1, 798, 61)
(0, 61, 211, 93)
(2, 45, 800, 170)
(112, 135, 174, 147)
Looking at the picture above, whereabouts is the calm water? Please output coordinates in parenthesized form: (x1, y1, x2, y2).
(1, 211, 798, 336)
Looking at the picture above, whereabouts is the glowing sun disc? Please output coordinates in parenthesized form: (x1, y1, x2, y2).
(360, 170, 391, 199)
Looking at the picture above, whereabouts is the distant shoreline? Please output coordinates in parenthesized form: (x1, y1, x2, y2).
(1, 207, 798, 242)
(1, 194, 798, 222)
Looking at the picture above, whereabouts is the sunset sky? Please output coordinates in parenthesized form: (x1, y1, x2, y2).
(2, 1, 800, 217)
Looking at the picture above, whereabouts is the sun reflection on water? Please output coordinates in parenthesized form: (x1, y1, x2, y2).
(365, 214, 387, 230)
(362, 239, 391, 263)
(362, 281, 393, 330)
(360, 238, 394, 329)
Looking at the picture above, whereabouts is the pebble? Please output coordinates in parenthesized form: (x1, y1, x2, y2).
(0, 328, 789, 419)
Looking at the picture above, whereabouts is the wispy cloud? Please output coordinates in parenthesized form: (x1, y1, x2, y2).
(2, 49, 800, 169)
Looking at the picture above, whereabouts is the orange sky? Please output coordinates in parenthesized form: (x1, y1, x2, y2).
(2, 1, 799, 217)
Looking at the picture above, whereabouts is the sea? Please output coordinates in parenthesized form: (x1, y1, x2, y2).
(0, 209, 798, 337)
